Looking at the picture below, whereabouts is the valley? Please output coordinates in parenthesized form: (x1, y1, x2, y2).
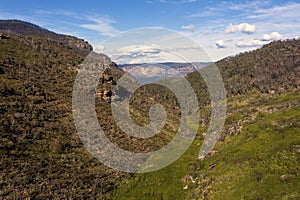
(0, 20, 299, 199)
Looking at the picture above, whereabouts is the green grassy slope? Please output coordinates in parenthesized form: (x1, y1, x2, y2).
(111, 91, 300, 199)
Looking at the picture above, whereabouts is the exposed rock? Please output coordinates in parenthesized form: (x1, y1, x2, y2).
(206, 150, 219, 158)
(94, 62, 127, 102)
(280, 174, 292, 181)
(198, 150, 219, 160)
(182, 175, 193, 183)
(198, 155, 205, 160)
(0, 32, 9, 39)
(293, 144, 300, 153)
(208, 163, 216, 170)
(104, 90, 112, 96)
(14, 112, 26, 119)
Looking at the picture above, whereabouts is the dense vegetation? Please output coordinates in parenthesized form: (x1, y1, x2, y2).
(0, 28, 126, 199)
(0, 20, 299, 199)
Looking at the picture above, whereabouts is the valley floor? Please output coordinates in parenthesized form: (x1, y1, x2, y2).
(111, 90, 300, 200)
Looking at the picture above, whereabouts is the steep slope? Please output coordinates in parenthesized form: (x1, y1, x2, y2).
(186, 39, 300, 138)
(217, 39, 300, 96)
(185, 91, 300, 199)
(0, 30, 126, 199)
(0, 20, 92, 55)
(186, 39, 300, 104)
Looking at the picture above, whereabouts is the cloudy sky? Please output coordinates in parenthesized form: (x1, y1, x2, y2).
(1, 0, 300, 63)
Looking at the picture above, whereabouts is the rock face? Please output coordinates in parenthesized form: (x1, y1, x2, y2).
(0, 20, 92, 55)
(95, 62, 122, 102)
(66, 38, 92, 55)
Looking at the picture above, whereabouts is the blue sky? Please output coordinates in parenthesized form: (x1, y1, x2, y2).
(1, 0, 300, 62)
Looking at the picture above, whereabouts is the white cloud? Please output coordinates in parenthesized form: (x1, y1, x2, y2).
(236, 39, 264, 48)
(117, 44, 162, 55)
(245, 3, 300, 41)
(181, 24, 195, 32)
(97, 43, 208, 64)
(225, 23, 256, 34)
(33, 10, 120, 38)
(249, 3, 300, 20)
(216, 40, 226, 49)
(188, 2, 300, 60)
(262, 32, 283, 41)
(79, 16, 119, 36)
(101, 44, 162, 64)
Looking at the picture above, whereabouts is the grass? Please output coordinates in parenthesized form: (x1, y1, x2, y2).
(190, 105, 300, 200)
(111, 91, 300, 200)
(111, 138, 202, 200)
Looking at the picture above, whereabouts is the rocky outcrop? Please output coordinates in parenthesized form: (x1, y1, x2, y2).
(95, 62, 124, 102)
